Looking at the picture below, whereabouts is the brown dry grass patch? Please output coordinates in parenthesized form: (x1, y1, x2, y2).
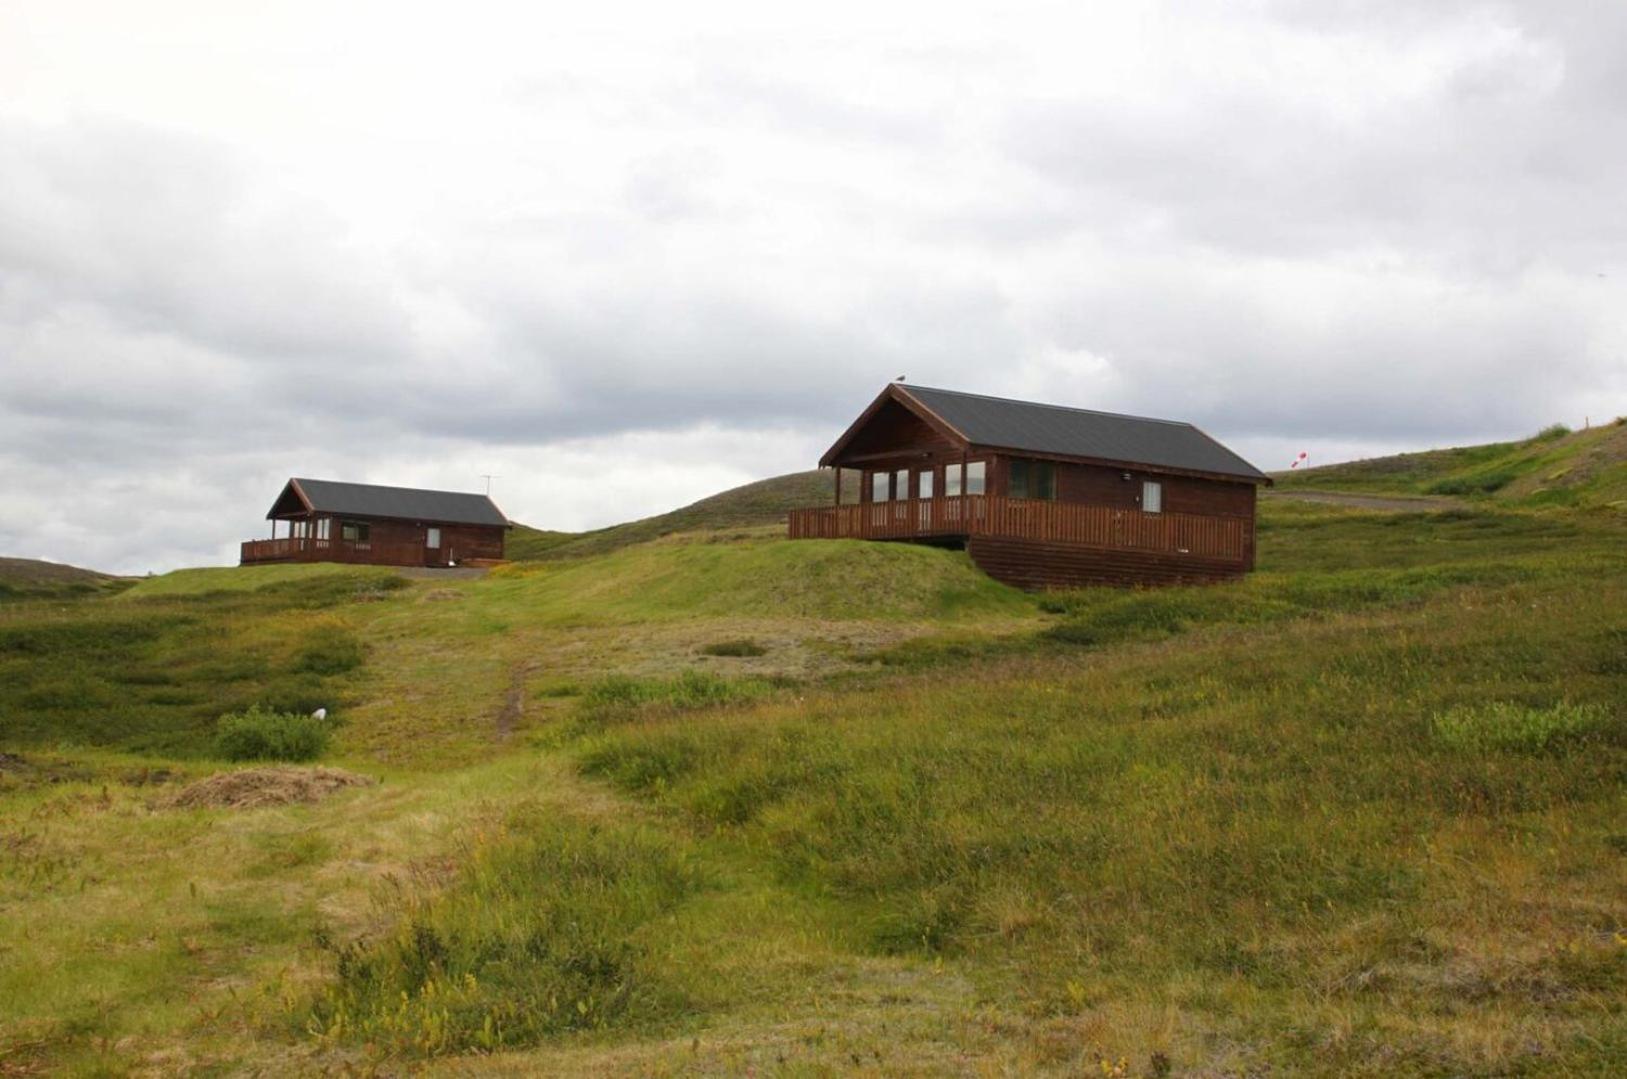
(166, 766, 376, 809)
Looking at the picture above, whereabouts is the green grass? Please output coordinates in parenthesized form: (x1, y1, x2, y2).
(505, 525, 581, 560)
(1276, 417, 1627, 507)
(307, 806, 704, 1056)
(515, 470, 833, 561)
(477, 536, 1033, 623)
(119, 562, 406, 598)
(3, 451, 1627, 1074)
(0, 573, 395, 756)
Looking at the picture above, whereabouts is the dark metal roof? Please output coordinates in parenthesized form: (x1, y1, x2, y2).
(900, 385, 1269, 482)
(276, 478, 509, 526)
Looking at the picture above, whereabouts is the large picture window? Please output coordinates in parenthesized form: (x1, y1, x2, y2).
(1009, 459, 1055, 500)
(341, 520, 370, 543)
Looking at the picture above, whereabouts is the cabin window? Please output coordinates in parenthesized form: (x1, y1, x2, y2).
(1009, 459, 1055, 500)
(945, 463, 963, 497)
(917, 469, 934, 499)
(316, 517, 331, 541)
(427, 527, 442, 548)
(872, 472, 890, 502)
(341, 520, 370, 543)
(966, 460, 987, 496)
(1142, 480, 1163, 513)
(895, 468, 909, 500)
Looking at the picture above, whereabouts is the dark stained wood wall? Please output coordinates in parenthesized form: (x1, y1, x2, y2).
(282, 514, 505, 566)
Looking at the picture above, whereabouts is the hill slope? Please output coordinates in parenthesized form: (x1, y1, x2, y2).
(0, 556, 126, 600)
(1275, 417, 1627, 506)
(510, 469, 833, 561)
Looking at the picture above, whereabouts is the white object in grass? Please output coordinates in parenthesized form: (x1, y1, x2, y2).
(311, 708, 328, 721)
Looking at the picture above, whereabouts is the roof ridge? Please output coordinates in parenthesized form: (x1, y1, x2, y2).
(293, 477, 494, 500)
(901, 385, 1194, 428)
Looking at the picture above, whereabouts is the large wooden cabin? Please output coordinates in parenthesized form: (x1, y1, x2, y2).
(240, 478, 509, 568)
(789, 383, 1270, 589)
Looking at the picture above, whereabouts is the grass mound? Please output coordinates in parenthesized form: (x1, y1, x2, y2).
(167, 766, 373, 809)
(478, 537, 1032, 622)
(120, 563, 406, 599)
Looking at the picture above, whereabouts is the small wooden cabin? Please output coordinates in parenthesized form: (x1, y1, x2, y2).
(240, 478, 509, 568)
(788, 383, 1271, 589)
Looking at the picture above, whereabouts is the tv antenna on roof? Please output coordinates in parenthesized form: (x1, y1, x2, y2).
(480, 474, 500, 496)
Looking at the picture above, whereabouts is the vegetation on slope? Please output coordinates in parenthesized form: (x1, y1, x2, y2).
(479, 536, 1030, 623)
(3, 443, 1626, 1074)
(0, 571, 394, 756)
(1276, 417, 1627, 506)
(0, 556, 128, 601)
(510, 469, 833, 561)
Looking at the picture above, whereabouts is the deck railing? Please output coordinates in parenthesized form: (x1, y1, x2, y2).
(787, 495, 1246, 562)
(239, 537, 432, 567)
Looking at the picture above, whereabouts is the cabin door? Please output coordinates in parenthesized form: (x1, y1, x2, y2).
(425, 526, 443, 567)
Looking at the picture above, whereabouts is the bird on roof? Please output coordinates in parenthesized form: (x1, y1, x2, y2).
(895, 375, 906, 382)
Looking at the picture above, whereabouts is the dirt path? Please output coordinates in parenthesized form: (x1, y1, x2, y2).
(495, 661, 537, 740)
(1265, 489, 1465, 512)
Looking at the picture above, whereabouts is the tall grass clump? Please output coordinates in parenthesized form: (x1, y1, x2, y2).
(293, 624, 367, 675)
(308, 808, 700, 1056)
(575, 670, 778, 729)
(215, 706, 331, 761)
(1431, 701, 1613, 753)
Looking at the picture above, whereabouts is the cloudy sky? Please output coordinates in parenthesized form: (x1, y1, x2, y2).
(2, 0, 1623, 574)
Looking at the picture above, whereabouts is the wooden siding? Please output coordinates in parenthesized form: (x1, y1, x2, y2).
(242, 514, 504, 567)
(788, 494, 1246, 562)
(967, 536, 1246, 590)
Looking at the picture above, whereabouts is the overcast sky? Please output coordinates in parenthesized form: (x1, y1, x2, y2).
(2, 1, 1624, 574)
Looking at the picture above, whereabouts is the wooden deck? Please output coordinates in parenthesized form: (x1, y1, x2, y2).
(788, 495, 1247, 562)
(239, 537, 435, 567)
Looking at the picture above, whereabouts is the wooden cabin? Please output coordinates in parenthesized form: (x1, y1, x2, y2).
(240, 478, 509, 568)
(788, 383, 1271, 589)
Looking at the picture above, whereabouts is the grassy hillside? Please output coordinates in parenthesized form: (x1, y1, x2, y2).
(1277, 417, 1627, 506)
(0, 556, 127, 601)
(2, 453, 1625, 1074)
(511, 469, 833, 561)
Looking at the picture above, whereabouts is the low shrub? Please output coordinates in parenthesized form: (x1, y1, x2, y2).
(1428, 467, 1520, 496)
(215, 706, 331, 762)
(700, 638, 767, 657)
(1431, 702, 1611, 754)
(1531, 423, 1571, 443)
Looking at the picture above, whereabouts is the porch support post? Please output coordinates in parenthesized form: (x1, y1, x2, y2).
(833, 466, 842, 506)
